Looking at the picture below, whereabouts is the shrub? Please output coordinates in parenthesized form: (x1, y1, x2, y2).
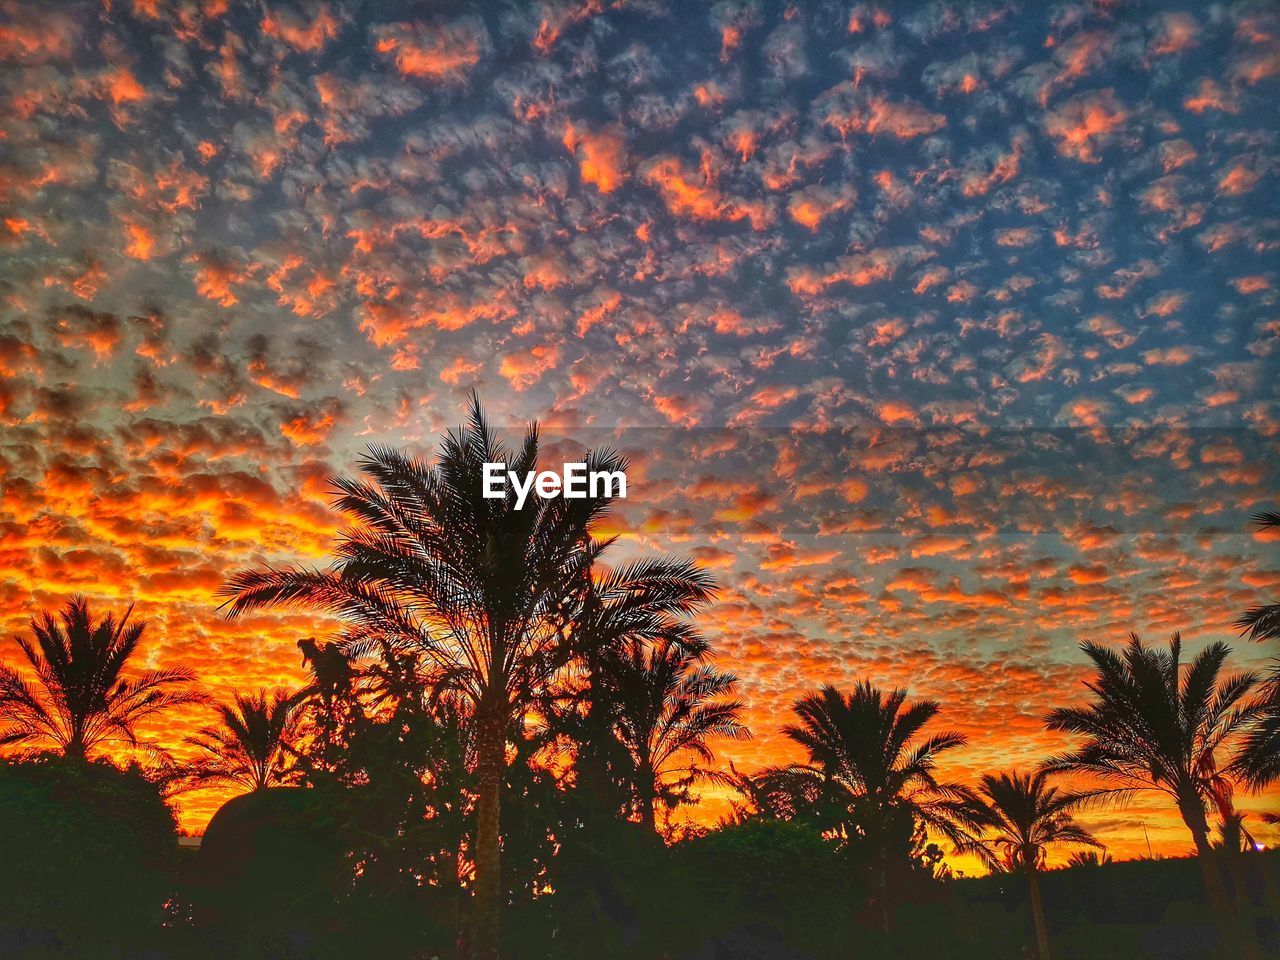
(0, 755, 179, 958)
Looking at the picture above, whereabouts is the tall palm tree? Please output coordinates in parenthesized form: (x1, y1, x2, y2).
(0, 596, 204, 760)
(1235, 510, 1280, 642)
(1043, 634, 1260, 929)
(956, 771, 1101, 960)
(182, 689, 303, 793)
(762, 682, 972, 933)
(597, 634, 748, 832)
(222, 397, 704, 960)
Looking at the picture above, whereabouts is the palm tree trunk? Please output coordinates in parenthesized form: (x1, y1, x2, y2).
(638, 778, 657, 833)
(65, 731, 86, 759)
(441, 844, 463, 959)
(1183, 802, 1258, 960)
(1026, 865, 1052, 960)
(471, 704, 504, 960)
(1183, 797, 1234, 915)
(1223, 842, 1253, 918)
(875, 848, 891, 936)
(579, 664, 613, 826)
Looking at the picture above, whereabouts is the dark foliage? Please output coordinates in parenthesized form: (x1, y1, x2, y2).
(184, 786, 348, 960)
(0, 756, 179, 959)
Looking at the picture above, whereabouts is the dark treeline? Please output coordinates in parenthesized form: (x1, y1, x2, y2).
(2, 402, 1278, 960)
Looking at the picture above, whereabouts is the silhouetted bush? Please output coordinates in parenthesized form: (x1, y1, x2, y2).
(188, 786, 347, 959)
(671, 819, 860, 959)
(0, 755, 178, 959)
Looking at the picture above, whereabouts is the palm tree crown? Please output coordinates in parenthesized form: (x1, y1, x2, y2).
(182, 689, 303, 792)
(0, 596, 204, 760)
(775, 681, 973, 848)
(957, 770, 1100, 873)
(1043, 633, 1258, 824)
(1235, 511, 1280, 643)
(222, 398, 618, 722)
(597, 634, 748, 831)
(1231, 509, 1280, 792)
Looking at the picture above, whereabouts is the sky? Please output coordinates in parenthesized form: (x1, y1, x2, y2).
(1, 0, 1278, 860)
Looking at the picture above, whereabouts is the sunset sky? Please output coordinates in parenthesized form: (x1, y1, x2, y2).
(1, 0, 1277, 860)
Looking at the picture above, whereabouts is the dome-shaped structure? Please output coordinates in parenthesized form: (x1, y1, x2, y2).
(193, 787, 346, 950)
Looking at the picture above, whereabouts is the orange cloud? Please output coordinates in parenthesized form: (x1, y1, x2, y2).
(280, 409, 339, 447)
(1183, 78, 1236, 114)
(786, 185, 855, 231)
(122, 218, 156, 261)
(819, 86, 946, 140)
(786, 246, 922, 295)
(642, 156, 771, 229)
(373, 18, 488, 82)
(262, 5, 340, 53)
(499, 343, 561, 391)
(564, 123, 628, 193)
(1043, 90, 1127, 162)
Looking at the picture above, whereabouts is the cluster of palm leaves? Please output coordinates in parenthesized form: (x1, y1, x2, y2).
(1, 397, 1276, 960)
(0, 597, 207, 760)
(1233, 511, 1280, 795)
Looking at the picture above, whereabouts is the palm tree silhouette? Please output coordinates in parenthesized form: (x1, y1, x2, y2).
(549, 556, 720, 829)
(1232, 672, 1279, 791)
(1064, 849, 1112, 868)
(956, 770, 1100, 960)
(597, 634, 748, 832)
(222, 397, 637, 960)
(1231, 510, 1280, 793)
(1044, 633, 1261, 944)
(1235, 511, 1280, 642)
(182, 689, 303, 792)
(0, 596, 205, 760)
(761, 681, 972, 934)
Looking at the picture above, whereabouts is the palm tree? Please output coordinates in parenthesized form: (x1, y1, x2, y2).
(1044, 634, 1260, 932)
(1235, 510, 1280, 642)
(222, 397, 700, 960)
(1231, 670, 1279, 790)
(0, 596, 204, 760)
(1064, 849, 1112, 868)
(182, 689, 303, 793)
(597, 634, 748, 832)
(1231, 510, 1280, 793)
(762, 682, 973, 933)
(555, 557, 719, 827)
(956, 771, 1101, 960)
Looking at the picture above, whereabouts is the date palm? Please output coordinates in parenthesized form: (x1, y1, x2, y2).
(1231, 668, 1279, 790)
(222, 397, 647, 960)
(1064, 849, 1111, 868)
(0, 596, 204, 760)
(182, 689, 304, 793)
(1235, 511, 1280, 642)
(597, 634, 748, 832)
(956, 771, 1101, 960)
(763, 682, 972, 933)
(1044, 634, 1260, 932)
(1232, 511, 1280, 792)
(554, 557, 718, 826)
